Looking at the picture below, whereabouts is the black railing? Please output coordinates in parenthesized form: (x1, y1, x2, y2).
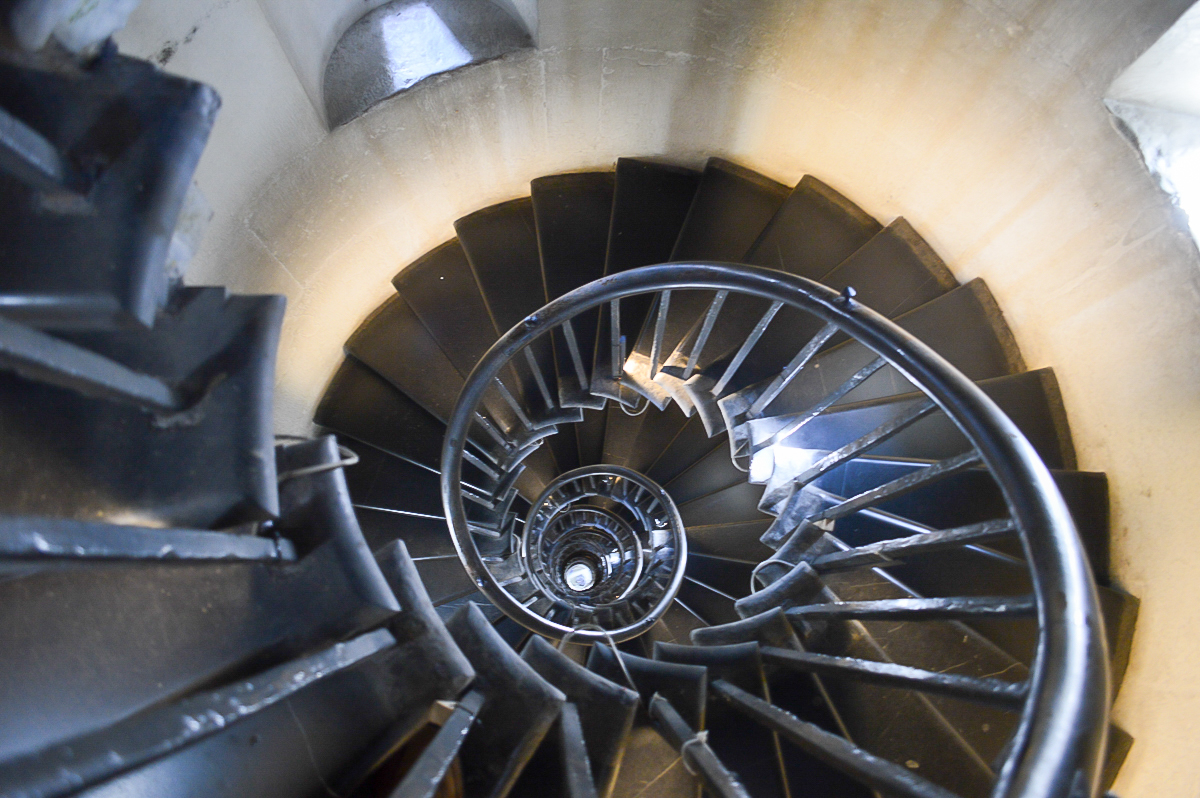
(439, 262, 1110, 798)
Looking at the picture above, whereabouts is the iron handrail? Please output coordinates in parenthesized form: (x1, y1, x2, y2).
(439, 262, 1110, 798)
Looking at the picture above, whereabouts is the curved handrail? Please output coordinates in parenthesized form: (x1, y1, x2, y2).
(440, 262, 1110, 798)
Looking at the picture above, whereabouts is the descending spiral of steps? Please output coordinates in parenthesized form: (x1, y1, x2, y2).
(314, 157, 1140, 798)
(0, 31, 1136, 798)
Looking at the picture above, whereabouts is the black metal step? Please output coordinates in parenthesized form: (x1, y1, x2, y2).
(599, 398, 648, 469)
(0, 54, 217, 330)
(494, 614, 535, 649)
(646, 416, 726, 486)
(0, 516, 294, 566)
(811, 561, 1028, 770)
(693, 216, 956, 397)
(686, 518, 774, 563)
(457, 198, 545, 332)
(685, 553, 756, 600)
(521, 635, 639, 798)
(665, 436, 749, 504)
(689, 611, 873, 798)
(880, 542, 1135, 696)
(436, 592, 505, 624)
(677, 480, 768, 528)
(0, 287, 283, 528)
(816, 217, 958, 345)
(393, 238, 501, 383)
(345, 293, 468, 424)
(375, 690, 485, 798)
(592, 159, 701, 401)
(659, 174, 885, 397)
(606, 159, 702, 273)
(34, 540, 472, 798)
(820, 460, 1109, 584)
(0, 436, 398, 766)
(534, 172, 616, 301)
(744, 175, 882, 275)
(445, 603, 567, 798)
(414, 554, 477, 607)
(779, 580, 1002, 797)
(645, 600, 711, 648)
(736, 278, 1025, 422)
(654, 641, 790, 798)
(713, 678, 969, 798)
(624, 159, 790, 403)
(391, 238, 560, 451)
(316, 355, 446, 472)
(809, 466, 1134, 692)
(586, 644, 708, 732)
(3, 628, 399, 798)
(456, 197, 575, 443)
(508, 702, 601, 798)
(574, 406, 608, 466)
(356, 506, 451, 559)
(315, 353, 533, 501)
(330, 539, 478, 795)
(765, 368, 1076, 474)
(625, 400, 694, 474)
(673, 158, 791, 264)
(676, 576, 743, 626)
(342, 291, 560, 495)
(670, 176, 884, 406)
(342, 438, 442, 517)
(532, 171, 614, 409)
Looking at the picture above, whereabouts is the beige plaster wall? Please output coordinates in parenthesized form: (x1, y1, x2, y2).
(116, 1, 1200, 795)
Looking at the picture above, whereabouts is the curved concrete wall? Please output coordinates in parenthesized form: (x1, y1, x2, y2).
(116, 1, 1200, 794)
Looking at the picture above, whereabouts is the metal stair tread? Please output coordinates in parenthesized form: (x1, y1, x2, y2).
(0, 55, 217, 330)
(316, 355, 447, 472)
(0, 287, 284, 528)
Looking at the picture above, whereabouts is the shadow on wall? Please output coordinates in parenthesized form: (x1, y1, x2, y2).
(1107, 0, 1200, 250)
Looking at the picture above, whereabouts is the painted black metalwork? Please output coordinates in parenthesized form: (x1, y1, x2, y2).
(440, 261, 1111, 798)
(649, 693, 752, 798)
(0, 628, 396, 798)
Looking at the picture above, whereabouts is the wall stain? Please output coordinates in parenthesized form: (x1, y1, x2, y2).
(155, 25, 200, 66)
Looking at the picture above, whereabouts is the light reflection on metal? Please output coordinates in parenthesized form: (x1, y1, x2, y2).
(516, 465, 687, 638)
(323, 0, 534, 128)
(379, 3, 472, 94)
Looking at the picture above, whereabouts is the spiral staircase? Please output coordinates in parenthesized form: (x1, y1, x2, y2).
(0, 36, 1139, 798)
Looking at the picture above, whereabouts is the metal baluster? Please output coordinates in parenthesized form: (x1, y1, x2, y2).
(790, 399, 938, 488)
(807, 451, 983, 526)
(759, 647, 1028, 710)
(494, 377, 533, 429)
(523, 347, 556, 410)
(389, 691, 486, 798)
(713, 680, 975, 798)
(461, 449, 501, 482)
(609, 299, 623, 381)
(473, 411, 512, 452)
(810, 518, 1017, 573)
(712, 301, 783, 396)
(561, 319, 590, 393)
(649, 694, 752, 798)
(682, 290, 729, 380)
(753, 356, 888, 453)
(784, 595, 1037, 621)
(649, 290, 671, 379)
(746, 322, 841, 419)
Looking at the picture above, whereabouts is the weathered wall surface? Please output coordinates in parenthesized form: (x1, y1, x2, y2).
(116, 1, 1200, 794)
